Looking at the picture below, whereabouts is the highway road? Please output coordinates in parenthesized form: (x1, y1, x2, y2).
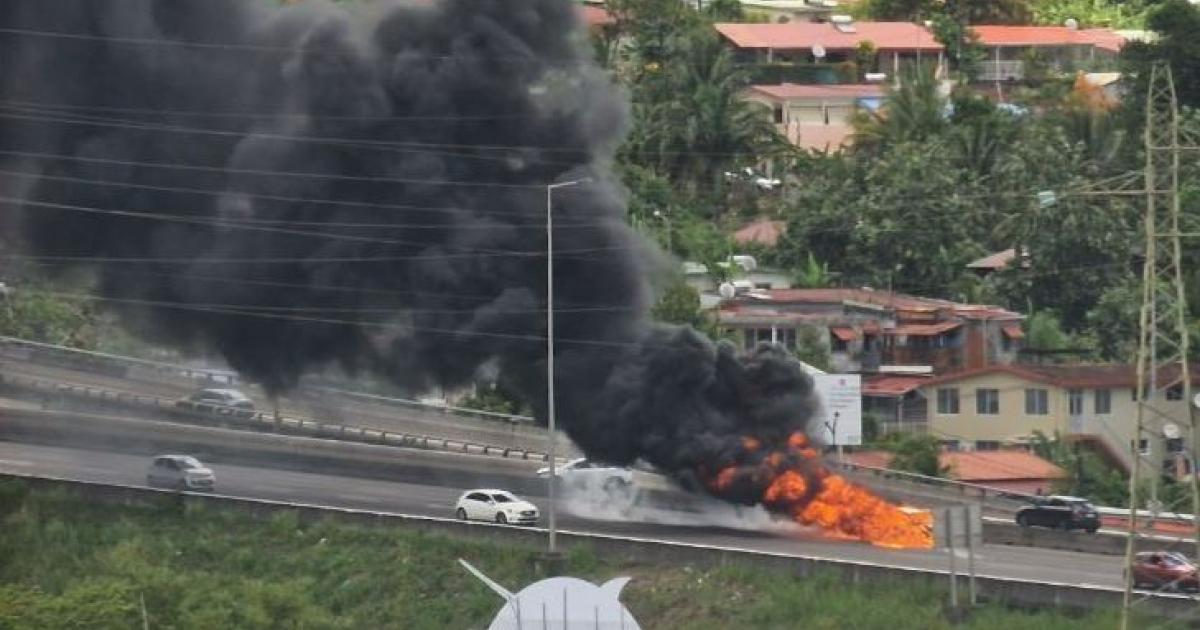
(0, 358, 573, 455)
(0, 439, 1133, 590)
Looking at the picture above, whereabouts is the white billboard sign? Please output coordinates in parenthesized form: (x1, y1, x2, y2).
(813, 374, 862, 446)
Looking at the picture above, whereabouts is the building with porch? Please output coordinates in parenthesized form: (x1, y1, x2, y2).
(715, 20, 944, 84)
(716, 288, 1024, 374)
(969, 25, 1129, 83)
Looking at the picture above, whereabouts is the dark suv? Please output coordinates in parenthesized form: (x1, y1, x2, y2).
(1015, 495, 1100, 533)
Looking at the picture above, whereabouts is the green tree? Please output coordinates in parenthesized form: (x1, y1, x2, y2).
(458, 383, 525, 416)
(623, 29, 789, 197)
(852, 67, 947, 150)
(793, 326, 832, 372)
(1024, 310, 1070, 352)
(879, 433, 946, 477)
(0, 287, 96, 349)
(790, 253, 834, 289)
(1122, 0, 1200, 109)
(1030, 430, 1129, 506)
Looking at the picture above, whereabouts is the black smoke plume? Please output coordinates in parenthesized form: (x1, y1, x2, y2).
(0, 0, 819, 503)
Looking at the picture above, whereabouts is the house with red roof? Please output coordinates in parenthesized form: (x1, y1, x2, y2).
(743, 83, 884, 151)
(717, 287, 1024, 375)
(844, 448, 1065, 495)
(715, 20, 944, 83)
(917, 363, 1200, 478)
(969, 25, 1129, 82)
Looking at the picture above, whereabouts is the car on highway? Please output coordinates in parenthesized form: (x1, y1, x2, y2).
(1130, 551, 1200, 592)
(1014, 495, 1100, 533)
(146, 455, 216, 491)
(176, 388, 256, 417)
(455, 489, 539, 525)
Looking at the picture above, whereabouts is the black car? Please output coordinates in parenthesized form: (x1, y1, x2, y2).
(1015, 495, 1100, 533)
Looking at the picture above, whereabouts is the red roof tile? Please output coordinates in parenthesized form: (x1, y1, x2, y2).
(942, 450, 1065, 483)
(843, 449, 1065, 482)
(748, 83, 887, 101)
(830, 326, 857, 341)
(920, 363, 1200, 389)
(733, 219, 787, 247)
(578, 4, 614, 28)
(715, 22, 943, 52)
(884, 321, 962, 336)
(862, 374, 928, 397)
(1001, 323, 1024, 340)
(970, 26, 1127, 52)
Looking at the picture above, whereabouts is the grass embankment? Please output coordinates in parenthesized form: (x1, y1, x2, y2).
(0, 480, 1159, 629)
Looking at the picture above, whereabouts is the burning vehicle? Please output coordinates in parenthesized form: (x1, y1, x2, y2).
(0, 0, 931, 549)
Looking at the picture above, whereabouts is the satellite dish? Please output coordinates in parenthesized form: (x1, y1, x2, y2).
(1064, 18, 1078, 30)
(1164, 423, 1182, 440)
(812, 44, 826, 59)
(718, 283, 736, 299)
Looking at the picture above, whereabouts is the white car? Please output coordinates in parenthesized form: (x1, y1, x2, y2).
(455, 489, 539, 525)
(146, 455, 215, 491)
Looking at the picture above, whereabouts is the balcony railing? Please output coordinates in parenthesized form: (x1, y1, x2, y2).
(977, 60, 1024, 82)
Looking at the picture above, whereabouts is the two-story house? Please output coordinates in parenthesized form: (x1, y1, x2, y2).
(919, 364, 1200, 478)
(743, 83, 884, 151)
(718, 288, 1024, 373)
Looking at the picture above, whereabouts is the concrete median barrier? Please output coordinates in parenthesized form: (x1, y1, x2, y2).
(0, 371, 550, 463)
(0, 407, 548, 494)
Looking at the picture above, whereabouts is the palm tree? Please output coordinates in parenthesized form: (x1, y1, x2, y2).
(851, 66, 946, 151)
(623, 29, 789, 194)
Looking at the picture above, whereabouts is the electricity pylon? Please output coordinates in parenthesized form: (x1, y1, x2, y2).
(1120, 63, 1200, 629)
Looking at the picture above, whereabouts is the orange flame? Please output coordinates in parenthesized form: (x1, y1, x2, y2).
(710, 432, 933, 549)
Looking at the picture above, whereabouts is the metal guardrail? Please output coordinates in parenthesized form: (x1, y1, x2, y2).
(0, 335, 534, 427)
(834, 460, 1200, 532)
(0, 371, 551, 463)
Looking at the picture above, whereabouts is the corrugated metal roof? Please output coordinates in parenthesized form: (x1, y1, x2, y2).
(748, 83, 887, 101)
(715, 21, 943, 51)
(970, 25, 1127, 52)
(862, 374, 928, 397)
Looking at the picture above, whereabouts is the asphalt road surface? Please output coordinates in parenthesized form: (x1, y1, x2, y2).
(0, 439, 1130, 590)
(0, 359, 569, 454)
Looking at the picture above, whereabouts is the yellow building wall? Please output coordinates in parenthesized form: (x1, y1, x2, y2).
(924, 371, 1194, 475)
(925, 373, 1069, 444)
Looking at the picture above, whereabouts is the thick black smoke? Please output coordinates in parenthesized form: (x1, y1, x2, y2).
(0, 0, 818, 500)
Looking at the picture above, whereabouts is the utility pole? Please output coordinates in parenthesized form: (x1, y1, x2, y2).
(544, 178, 589, 559)
(1120, 63, 1200, 630)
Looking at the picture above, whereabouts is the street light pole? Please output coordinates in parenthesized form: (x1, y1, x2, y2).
(545, 178, 589, 556)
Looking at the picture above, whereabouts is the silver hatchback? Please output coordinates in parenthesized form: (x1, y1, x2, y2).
(146, 455, 216, 491)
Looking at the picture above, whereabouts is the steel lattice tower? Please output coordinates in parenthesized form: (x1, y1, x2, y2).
(1121, 63, 1200, 629)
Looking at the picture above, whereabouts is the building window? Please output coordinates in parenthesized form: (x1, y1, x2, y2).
(936, 388, 960, 415)
(831, 336, 849, 352)
(976, 388, 1000, 415)
(975, 440, 1001, 451)
(940, 440, 961, 452)
(1068, 388, 1084, 416)
(744, 328, 797, 351)
(1138, 439, 1151, 456)
(1095, 389, 1112, 415)
(1167, 385, 1183, 401)
(1167, 438, 1185, 454)
(1025, 389, 1049, 415)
